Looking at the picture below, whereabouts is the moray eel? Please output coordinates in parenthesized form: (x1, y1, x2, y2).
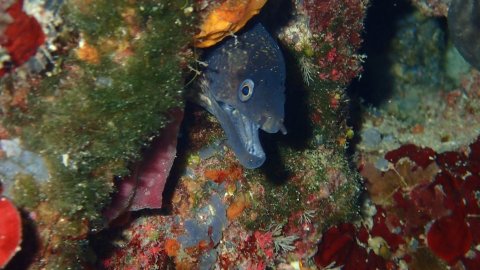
(198, 23, 286, 169)
(448, 0, 480, 70)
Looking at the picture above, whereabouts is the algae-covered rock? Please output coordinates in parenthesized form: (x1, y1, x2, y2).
(1, 0, 196, 268)
(357, 7, 480, 161)
(101, 0, 368, 268)
(351, 2, 480, 268)
(1, 0, 369, 268)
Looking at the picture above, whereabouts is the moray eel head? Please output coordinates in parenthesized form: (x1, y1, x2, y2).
(198, 23, 286, 169)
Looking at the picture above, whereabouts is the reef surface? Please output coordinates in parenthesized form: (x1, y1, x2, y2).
(1, 0, 478, 269)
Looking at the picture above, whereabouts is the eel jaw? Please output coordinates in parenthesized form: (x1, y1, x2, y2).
(218, 101, 265, 169)
(197, 80, 265, 169)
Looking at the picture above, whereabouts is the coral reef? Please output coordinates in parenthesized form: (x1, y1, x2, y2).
(357, 10, 480, 161)
(1, 0, 370, 268)
(279, 0, 367, 84)
(100, 0, 369, 268)
(10, 0, 480, 269)
(332, 1, 480, 269)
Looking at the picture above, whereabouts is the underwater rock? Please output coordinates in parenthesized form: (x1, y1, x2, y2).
(361, 127, 382, 148)
(448, 0, 480, 70)
(411, 0, 449, 16)
(357, 10, 480, 159)
(0, 139, 49, 198)
(1, 0, 370, 268)
(198, 23, 286, 169)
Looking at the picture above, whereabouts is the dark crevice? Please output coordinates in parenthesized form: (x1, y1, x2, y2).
(346, 0, 414, 153)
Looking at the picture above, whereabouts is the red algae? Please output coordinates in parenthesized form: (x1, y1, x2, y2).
(370, 207, 404, 251)
(204, 165, 243, 183)
(384, 144, 436, 169)
(349, 136, 480, 269)
(427, 212, 473, 265)
(314, 223, 357, 267)
(303, 0, 367, 84)
(0, 0, 45, 76)
(314, 222, 389, 270)
(103, 109, 184, 222)
(0, 197, 22, 269)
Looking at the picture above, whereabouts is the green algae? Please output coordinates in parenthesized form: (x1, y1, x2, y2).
(11, 174, 42, 209)
(14, 0, 194, 221)
(238, 47, 361, 231)
(244, 175, 302, 230)
(65, 1, 124, 39)
(1, 0, 196, 268)
(39, 240, 95, 270)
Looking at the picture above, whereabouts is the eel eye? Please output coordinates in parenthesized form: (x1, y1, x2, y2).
(238, 79, 254, 102)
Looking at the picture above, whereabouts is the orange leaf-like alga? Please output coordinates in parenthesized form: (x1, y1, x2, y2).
(194, 0, 267, 48)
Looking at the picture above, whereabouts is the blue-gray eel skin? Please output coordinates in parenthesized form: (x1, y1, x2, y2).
(448, 0, 480, 70)
(198, 23, 286, 169)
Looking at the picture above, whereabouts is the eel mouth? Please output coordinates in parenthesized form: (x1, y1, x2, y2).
(216, 101, 265, 169)
(197, 80, 266, 169)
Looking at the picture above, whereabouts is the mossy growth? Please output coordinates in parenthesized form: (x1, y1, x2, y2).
(40, 239, 95, 270)
(3, 0, 196, 235)
(243, 172, 302, 230)
(240, 44, 361, 231)
(11, 173, 42, 210)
